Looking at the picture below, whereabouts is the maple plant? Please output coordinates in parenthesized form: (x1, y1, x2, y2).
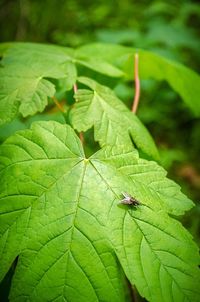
(0, 42, 200, 302)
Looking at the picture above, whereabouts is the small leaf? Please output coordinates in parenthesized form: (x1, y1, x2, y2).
(125, 50, 200, 116)
(77, 43, 200, 115)
(70, 76, 159, 160)
(0, 43, 77, 125)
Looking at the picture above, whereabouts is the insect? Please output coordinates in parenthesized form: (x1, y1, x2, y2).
(119, 192, 141, 206)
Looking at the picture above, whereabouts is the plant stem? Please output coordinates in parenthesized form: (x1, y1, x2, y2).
(131, 53, 140, 113)
(79, 132, 84, 144)
(52, 96, 66, 113)
(73, 83, 84, 144)
(73, 83, 78, 93)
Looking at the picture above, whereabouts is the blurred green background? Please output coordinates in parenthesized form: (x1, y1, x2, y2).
(0, 0, 200, 243)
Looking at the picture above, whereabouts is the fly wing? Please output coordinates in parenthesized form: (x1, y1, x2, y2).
(122, 192, 131, 198)
(119, 197, 133, 205)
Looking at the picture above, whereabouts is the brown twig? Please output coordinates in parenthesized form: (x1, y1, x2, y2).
(131, 53, 140, 113)
(73, 83, 78, 93)
(79, 132, 84, 144)
(52, 96, 66, 113)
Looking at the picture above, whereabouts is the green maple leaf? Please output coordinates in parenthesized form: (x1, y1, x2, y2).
(1, 41, 199, 128)
(69, 76, 159, 161)
(0, 43, 77, 125)
(0, 121, 199, 302)
(0, 42, 123, 126)
(77, 43, 200, 116)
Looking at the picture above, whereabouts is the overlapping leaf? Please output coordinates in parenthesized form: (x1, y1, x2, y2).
(77, 43, 200, 115)
(0, 121, 199, 302)
(1, 41, 200, 127)
(70, 76, 159, 160)
(0, 42, 124, 126)
(0, 43, 77, 125)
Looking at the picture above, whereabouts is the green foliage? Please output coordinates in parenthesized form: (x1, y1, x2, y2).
(0, 43, 76, 125)
(100, 145, 193, 216)
(77, 43, 200, 115)
(70, 77, 159, 160)
(1, 42, 200, 129)
(0, 41, 200, 302)
(0, 122, 199, 302)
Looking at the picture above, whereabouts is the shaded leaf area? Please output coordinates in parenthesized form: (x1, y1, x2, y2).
(0, 121, 199, 302)
(70, 77, 159, 161)
(77, 43, 200, 116)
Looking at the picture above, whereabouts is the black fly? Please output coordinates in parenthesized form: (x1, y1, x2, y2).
(119, 192, 140, 206)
